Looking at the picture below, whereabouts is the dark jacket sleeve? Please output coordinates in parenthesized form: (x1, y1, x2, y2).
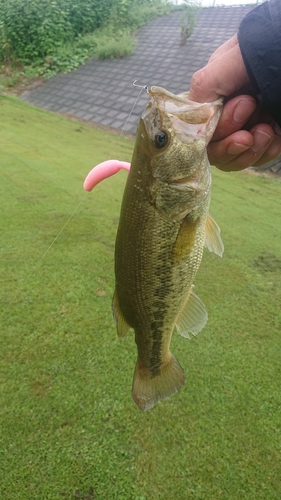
(238, 0, 281, 126)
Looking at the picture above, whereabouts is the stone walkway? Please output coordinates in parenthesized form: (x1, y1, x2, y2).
(20, 6, 252, 135)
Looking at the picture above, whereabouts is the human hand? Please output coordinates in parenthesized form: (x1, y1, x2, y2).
(189, 35, 281, 171)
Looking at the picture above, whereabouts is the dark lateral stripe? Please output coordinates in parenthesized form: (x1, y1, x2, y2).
(149, 314, 164, 377)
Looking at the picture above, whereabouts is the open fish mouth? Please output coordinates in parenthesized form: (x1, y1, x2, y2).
(146, 86, 223, 143)
(149, 85, 222, 110)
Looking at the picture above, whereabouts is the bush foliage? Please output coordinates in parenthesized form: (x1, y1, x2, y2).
(0, 0, 172, 68)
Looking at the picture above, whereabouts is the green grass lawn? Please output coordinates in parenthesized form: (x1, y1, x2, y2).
(1, 95, 281, 500)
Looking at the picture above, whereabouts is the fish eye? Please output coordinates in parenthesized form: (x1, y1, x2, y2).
(153, 130, 168, 149)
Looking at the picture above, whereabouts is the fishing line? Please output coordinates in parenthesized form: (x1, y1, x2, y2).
(29, 194, 87, 267)
(119, 80, 148, 137)
(2, 194, 87, 313)
(3, 80, 148, 310)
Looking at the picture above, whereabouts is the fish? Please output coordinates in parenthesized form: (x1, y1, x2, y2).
(84, 86, 224, 412)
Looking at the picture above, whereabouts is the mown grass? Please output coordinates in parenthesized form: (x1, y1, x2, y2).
(1, 95, 281, 499)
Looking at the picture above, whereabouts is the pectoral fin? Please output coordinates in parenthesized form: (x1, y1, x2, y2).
(175, 288, 208, 338)
(205, 213, 224, 257)
(112, 291, 130, 337)
(173, 214, 199, 263)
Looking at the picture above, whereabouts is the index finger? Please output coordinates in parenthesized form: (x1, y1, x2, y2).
(208, 34, 238, 64)
(189, 42, 250, 103)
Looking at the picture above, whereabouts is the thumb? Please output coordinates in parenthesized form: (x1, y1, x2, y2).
(189, 43, 250, 103)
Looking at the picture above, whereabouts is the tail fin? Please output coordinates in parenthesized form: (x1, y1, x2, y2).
(132, 354, 185, 412)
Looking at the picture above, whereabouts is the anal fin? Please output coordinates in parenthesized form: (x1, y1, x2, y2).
(112, 291, 131, 337)
(175, 288, 208, 338)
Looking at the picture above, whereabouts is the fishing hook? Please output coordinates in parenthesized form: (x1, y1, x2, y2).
(133, 80, 149, 93)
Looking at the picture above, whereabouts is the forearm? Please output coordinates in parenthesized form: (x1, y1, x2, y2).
(238, 0, 281, 126)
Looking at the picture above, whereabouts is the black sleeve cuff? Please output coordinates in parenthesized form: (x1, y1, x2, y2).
(238, 0, 281, 126)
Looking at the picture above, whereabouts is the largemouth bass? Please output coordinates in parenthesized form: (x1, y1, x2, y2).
(84, 86, 224, 412)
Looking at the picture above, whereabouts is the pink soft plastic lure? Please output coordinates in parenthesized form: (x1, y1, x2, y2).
(83, 160, 130, 191)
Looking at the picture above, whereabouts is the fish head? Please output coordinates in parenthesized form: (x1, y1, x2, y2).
(140, 86, 223, 220)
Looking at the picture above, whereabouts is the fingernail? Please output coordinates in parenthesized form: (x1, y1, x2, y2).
(227, 142, 250, 155)
(251, 130, 272, 153)
(233, 99, 256, 124)
(274, 122, 281, 136)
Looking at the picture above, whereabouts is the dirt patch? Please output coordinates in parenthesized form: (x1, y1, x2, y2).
(2, 76, 45, 97)
(252, 252, 281, 273)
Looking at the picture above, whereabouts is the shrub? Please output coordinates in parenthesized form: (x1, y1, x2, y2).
(0, 0, 174, 74)
(180, 1, 200, 45)
(0, 0, 120, 62)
